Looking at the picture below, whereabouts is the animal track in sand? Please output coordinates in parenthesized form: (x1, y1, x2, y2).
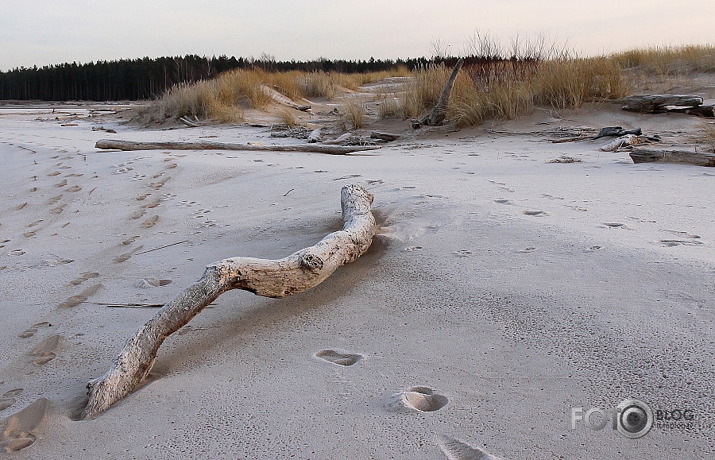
(141, 215, 159, 228)
(518, 247, 537, 253)
(315, 349, 363, 366)
(585, 245, 602, 252)
(54, 179, 67, 188)
(58, 284, 101, 308)
(494, 199, 513, 205)
(47, 171, 61, 177)
(386, 386, 448, 412)
(0, 398, 49, 452)
(603, 222, 626, 228)
(18, 322, 51, 339)
(0, 389, 23, 411)
(135, 193, 149, 201)
(14, 202, 28, 211)
(437, 435, 502, 460)
(30, 334, 61, 365)
(404, 246, 423, 252)
(453, 249, 472, 257)
(66, 185, 82, 193)
(70, 272, 100, 286)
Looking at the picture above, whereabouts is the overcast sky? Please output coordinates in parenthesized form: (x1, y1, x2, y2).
(1, 0, 713, 71)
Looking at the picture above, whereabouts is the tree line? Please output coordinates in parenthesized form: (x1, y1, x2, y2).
(0, 55, 433, 101)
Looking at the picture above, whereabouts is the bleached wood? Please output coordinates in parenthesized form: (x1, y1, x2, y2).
(629, 148, 715, 166)
(95, 139, 380, 155)
(80, 184, 377, 419)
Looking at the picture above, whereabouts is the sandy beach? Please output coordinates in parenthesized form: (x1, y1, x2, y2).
(1, 93, 714, 458)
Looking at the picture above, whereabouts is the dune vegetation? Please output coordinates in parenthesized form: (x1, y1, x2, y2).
(147, 44, 714, 128)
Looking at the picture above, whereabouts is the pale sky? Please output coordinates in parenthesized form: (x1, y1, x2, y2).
(1, 0, 713, 71)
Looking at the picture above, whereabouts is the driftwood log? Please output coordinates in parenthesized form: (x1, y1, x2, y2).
(620, 95, 707, 114)
(630, 148, 715, 166)
(260, 84, 311, 111)
(95, 139, 380, 155)
(412, 58, 464, 128)
(80, 184, 377, 419)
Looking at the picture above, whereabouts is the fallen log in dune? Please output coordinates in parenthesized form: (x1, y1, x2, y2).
(620, 95, 707, 114)
(80, 184, 377, 419)
(95, 139, 380, 155)
(260, 84, 311, 111)
(629, 148, 715, 166)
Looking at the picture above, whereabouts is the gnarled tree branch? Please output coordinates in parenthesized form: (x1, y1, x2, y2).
(81, 184, 377, 419)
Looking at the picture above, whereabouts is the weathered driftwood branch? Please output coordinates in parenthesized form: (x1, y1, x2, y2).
(80, 184, 377, 419)
(412, 58, 464, 128)
(630, 148, 715, 166)
(95, 139, 380, 155)
(621, 95, 703, 113)
(260, 84, 311, 111)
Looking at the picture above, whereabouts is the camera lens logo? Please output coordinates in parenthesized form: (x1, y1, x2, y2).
(615, 399, 654, 439)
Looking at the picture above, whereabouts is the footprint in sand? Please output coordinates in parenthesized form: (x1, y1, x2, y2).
(18, 322, 51, 339)
(54, 179, 67, 188)
(315, 349, 363, 366)
(385, 386, 449, 412)
(166, 163, 178, 169)
(50, 204, 65, 214)
(134, 277, 173, 288)
(58, 284, 101, 308)
(31, 335, 61, 365)
(437, 435, 503, 460)
(141, 198, 161, 209)
(47, 195, 63, 205)
(0, 398, 49, 452)
(120, 236, 141, 246)
(523, 210, 547, 217)
(135, 193, 150, 201)
(114, 245, 144, 263)
(66, 185, 82, 193)
(129, 209, 146, 220)
(47, 171, 61, 177)
(659, 239, 704, 247)
(141, 215, 159, 228)
(585, 245, 603, 252)
(150, 176, 170, 190)
(0, 389, 23, 411)
(14, 202, 28, 211)
(70, 272, 100, 286)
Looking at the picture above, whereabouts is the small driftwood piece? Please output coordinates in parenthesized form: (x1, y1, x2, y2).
(593, 126, 642, 139)
(260, 84, 311, 111)
(80, 184, 377, 419)
(412, 58, 464, 128)
(370, 132, 401, 142)
(621, 95, 703, 113)
(95, 139, 379, 155)
(629, 148, 715, 167)
(178, 116, 201, 128)
(307, 128, 322, 143)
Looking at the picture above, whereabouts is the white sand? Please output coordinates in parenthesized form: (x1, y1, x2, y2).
(1, 101, 714, 458)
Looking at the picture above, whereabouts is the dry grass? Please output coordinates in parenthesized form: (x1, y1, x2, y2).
(613, 45, 715, 75)
(343, 100, 368, 129)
